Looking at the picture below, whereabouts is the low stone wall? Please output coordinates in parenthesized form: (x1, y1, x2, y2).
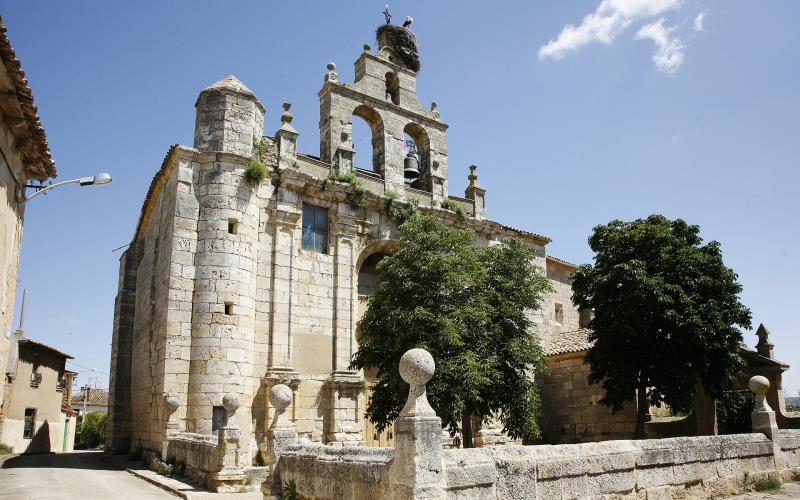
(279, 443, 393, 498)
(444, 434, 786, 499)
(165, 431, 219, 485)
(779, 429, 800, 468)
(264, 350, 800, 500)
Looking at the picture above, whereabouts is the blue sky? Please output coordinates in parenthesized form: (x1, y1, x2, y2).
(4, 1, 799, 396)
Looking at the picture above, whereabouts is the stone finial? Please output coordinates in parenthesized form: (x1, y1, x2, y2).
(165, 394, 179, 413)
(281, 103, 293, 125)
(363, 43, 372, 52)
(755, 324, 775, 359)
(465, 165, 487, 220)
(221, 393, 241, 430)
(430, 102, 440, 120)
(467, 165, 482, 190)
(325, 62, 339, 83)
(749, 375, 772, 412)
(399, 348, 436, 417)
(269, 384, 294, 429)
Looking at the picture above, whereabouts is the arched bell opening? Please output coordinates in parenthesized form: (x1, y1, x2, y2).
(385, 71, 400, 105)
(403, 122, 431, 190)
(352, 105, 385, 175)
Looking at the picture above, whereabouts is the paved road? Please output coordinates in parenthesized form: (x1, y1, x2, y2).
(0, 450, 173, 500)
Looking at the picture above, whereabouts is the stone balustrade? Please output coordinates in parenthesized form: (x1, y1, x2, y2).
(162, 392, 245, 492)
(263, 353, 800, 499)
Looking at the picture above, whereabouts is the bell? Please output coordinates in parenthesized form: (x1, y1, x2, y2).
(403, 152, 420, 180)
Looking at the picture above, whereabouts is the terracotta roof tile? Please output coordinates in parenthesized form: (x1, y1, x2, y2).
(0, 15, 56, 180)
(545, 328, 593, 356)
(18, 337, 73, 359)
(71, 387, 109, 407)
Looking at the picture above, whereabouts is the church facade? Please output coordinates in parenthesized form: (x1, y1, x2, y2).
(106, 21, 613, 463)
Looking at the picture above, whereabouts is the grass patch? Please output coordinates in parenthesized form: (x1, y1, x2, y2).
(754, 478, 781, 492)
(0, 443, 13, 455)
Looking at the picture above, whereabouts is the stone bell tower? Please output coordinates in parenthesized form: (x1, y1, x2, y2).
(318, 18, 449, 202)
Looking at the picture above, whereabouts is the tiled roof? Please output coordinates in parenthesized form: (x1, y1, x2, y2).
(545, 328, 593, 356)
(18, 337, 73, 359)
(547, 255, 578, 269)
(133, 143, 181, 241)
(71, 387, 109, 407)
(0, 15, 56, 180)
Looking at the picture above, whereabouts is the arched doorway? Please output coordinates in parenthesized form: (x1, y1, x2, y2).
(356, 248, 395, 447)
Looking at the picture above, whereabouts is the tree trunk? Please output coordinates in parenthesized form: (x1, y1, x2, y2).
(635, 382, 649, 439)
(462, 412, 474, 448)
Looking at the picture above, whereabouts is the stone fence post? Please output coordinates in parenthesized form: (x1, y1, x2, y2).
(389, 348, 446, 499)
(750, 375, 784, 468)
(211, 393, 245, 491)
(262, 383, 298, 497)
(162, 394, 180, 459)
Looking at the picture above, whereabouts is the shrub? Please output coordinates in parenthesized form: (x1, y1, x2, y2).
(244, 161, 268, 184)
(283, 480, 298, 500)
(383, 190, 419, 224)
(0, 442, 13, 455)
(717, 390, 754, 435)
(439, 198, 467, 221)
(754, 478, 781, 492)
(78, 411, 107, 449)
(324, 170, 366, 210)
(793, 472, 800, 482)
(244, 137, 270, 184)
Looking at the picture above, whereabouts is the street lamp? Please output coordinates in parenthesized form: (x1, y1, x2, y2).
(20, 172, 112, 205)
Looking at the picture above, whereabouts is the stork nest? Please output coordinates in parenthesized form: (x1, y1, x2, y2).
(376, 24, 420, 73)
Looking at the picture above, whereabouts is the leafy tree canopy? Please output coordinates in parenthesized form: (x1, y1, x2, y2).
(350, 212, 551, 444)
(571, 215, 751, 437)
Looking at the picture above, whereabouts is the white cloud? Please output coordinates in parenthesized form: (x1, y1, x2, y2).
(693, 12, 705, 32)
(636, 19, 685, 75)
(538, 0, 683, 60)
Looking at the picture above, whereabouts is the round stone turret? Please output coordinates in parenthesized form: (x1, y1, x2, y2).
(193, 75, 265, 157)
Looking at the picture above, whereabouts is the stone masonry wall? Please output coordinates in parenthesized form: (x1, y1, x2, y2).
(129, 158, 181, 452)
(0, 125, 26, 415)
(106, 240, 142, 452)
(539, 351, 637, 444)
(442, 433, 790, 499)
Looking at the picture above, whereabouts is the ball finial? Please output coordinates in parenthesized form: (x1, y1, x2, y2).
(269, 384, 293, 411)
(222, 393, 241, 413)
(399, 348, 435, 386)
(165, 394, 179, 412)
(749, 375, 770, 396)
(327, 62, 336, 71)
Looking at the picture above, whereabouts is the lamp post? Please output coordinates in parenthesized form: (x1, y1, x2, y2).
(20, 172, 112, 205)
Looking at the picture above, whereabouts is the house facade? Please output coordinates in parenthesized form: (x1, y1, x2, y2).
(0, 15, 56, 423)
(0, 337, 77, 453)
(106, 20, 591, 463)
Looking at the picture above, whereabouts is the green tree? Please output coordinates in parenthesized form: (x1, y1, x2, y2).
(571, 215, 751, 438)
(350, 213, 551, 447)
(78, 411, 107, 449)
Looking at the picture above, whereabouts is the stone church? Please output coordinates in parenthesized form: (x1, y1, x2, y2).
(106, 20, 614, 464)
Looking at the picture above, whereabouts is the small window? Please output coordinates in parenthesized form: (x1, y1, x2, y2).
(302, 204, 329, 253)
(554, 303, 564, 324)
(23, 408, 36, 439)
(228, 219, 238, 234)
(212, 406, 225, 432)
(224, 302, 234, 316)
